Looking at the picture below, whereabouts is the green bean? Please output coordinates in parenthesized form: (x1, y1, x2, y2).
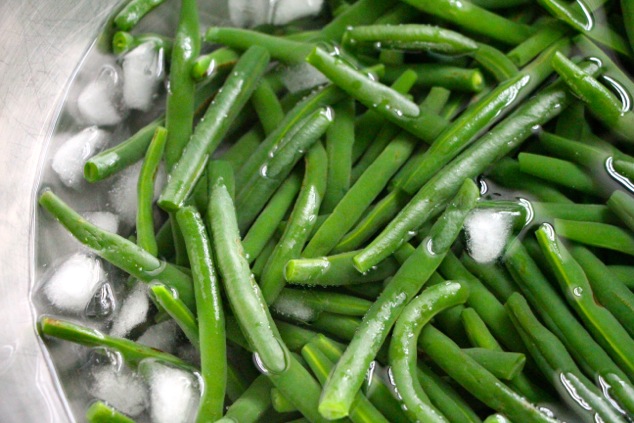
(241, 171, 301, 264)
(537, 0, 631, 56)
(390, 281, 470, 422)
(159, 46, 270, 211)
(607, 265, 634, 290)
(504, 240, 634, 384)
(482, 415, 509, 423)
(236, 109, 331, 232)
(382, 64, 485, 93)
(113, 0, 167, 31)
(318, 179, 479, 419)
(176, 206, 226, 422)
(38, 317, 189, 369)
(536, 224, 634, 379)
(163, 0, 200, 168)
(613, 159, 634, 182)
(271, 388, 297, 413)
(350, 123, 403, 184)
(278, 289, 373, 317)
(343, 24, 479, 55)
(473, 43, 519, 82)
(39, 190, 195, 309)
(554, 218, 634, 256)
(252, 237, 277, 280)
(304, 132, 417, 258)
(220, 128, 264, 172)
(518, 152, 601, 196)
(552, 52, 634, 142)
(191, 47, 239, 81)
(608, 190, 634, 232)
(205, 27, 314, 64)
(84, 118, 162, 183)
(507, 293, 627, 422)
(460, 308, 551, 403)
(86, 401, 136, 423)
(623, 0, 634, 52)
(319, 0, 399, 41)
(570, 245, 634, 339)
(507, 20, 569, 67)
(415, 363, 482, 423)
(206, 165, 328, 422)
(400, 0, 534, 45)
(136, 126, 166, 256)
(260, 144, 328, 304)
(302, 342, 390, 423)
(460, 254, 518, 302)
(112, 31, 171, 56)
(217, 375, 272, 423)
(487, 158, 573, 203)
(149, 284, 199, 347)
(575, 35, 634, 97)
(462, 348, 526, 381)
(306, 47, 449, 143)
(420, 325, 557, 423)
(322, 98, 355, 213)
(439, 252, 527, 355)
(285, 251, 399, 287)
(393, 38, 565, 196)
(470, 0, 530, 8)
(310, 313, 363, 343)
(539, 130, 623, 168)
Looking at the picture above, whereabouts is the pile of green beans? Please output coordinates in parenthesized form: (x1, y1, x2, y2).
(36, 0, 634, 422)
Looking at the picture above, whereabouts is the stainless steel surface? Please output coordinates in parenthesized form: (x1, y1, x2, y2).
(0, 1, 119, 421)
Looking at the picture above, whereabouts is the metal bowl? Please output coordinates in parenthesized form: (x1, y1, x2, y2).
(0, 1, 120, 421)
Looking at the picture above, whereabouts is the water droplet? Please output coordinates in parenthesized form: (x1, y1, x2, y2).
(572, 286, 583, 297)
(605, 157, 634, 193)
(602, 75, 632, 113)
(541, 223, 556, 241)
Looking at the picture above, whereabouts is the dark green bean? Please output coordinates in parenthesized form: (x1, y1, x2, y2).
(159, 46, 270, 211)
(216, 375, 272, 423)
(319, 0, 399, 41)
(136, 126, 166, 256)
(164, 0, 200, 168)
(518, 152, 600, 196)
(400, 0, 535, 45)
(554, 218, 634, 256)
(473, 43, 519, 82)
(176, 206, 226, 422)
(608, 190, 634, 232)
(507, 20, 569, 67)
(260, 143, 328, 304)
(318, 179, 479, 419)
(390, 281, 470, 423)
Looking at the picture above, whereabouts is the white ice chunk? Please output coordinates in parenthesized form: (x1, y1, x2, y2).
(90, 365, 148, 417)
(145, 362, 200, 423)
(108, 161, 166, 228)
(279, 63, 329, 93)
(110, 284, 150, 338)
(137, 320, 180, 354)
(83, 211, 120, 234)
(272, 294, 317, 323)
(464, 209, 513, 264)
(43, 253, 105, 313)
(77, 65, 126, 126)
(51, 127, 109, 189)
(272, 0, 324, 25)
(228, 0, 271, 27)
(122, 43, 165, 112)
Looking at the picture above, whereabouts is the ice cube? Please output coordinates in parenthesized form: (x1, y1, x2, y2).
(108, 161, 166, 228)
(279, 63, 329, 93)
(77, 65, 127, 126)
(83, 211, 120, 234)
(122, 42, 165, 112)
(110, 284, 150, 338)
(85, 282, 117, 319)
(272, 0, 324, 25)
(51, 127, 109, 189)
(464, 209, 513, 264)
(137, 320, 181, 354)
(228, 0, 271, 27)
(144, 361, 200, 423)
(43, 253, 105, 313)
(90, 365, 148, 417)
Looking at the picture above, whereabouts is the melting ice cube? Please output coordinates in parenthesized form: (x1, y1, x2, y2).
(464, 209, 513, 263)
(51, 127, 109, 189)
(77, 65, 127, 126)
(143, 361, 200, 423)
(122, 42, 165, 112)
